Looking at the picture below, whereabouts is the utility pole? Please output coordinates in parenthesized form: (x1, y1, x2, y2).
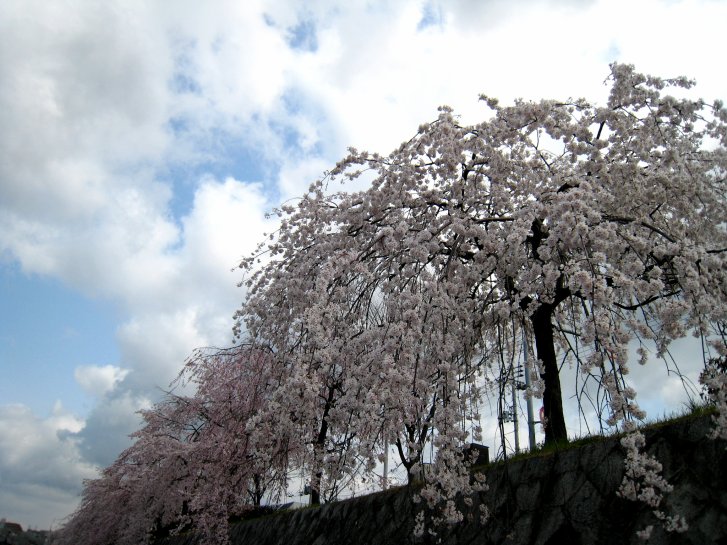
(523, 330, 537, 450)
(511, 372, 520, 454)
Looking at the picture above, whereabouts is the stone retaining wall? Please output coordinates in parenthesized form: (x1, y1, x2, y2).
(159, 414, 727, 545)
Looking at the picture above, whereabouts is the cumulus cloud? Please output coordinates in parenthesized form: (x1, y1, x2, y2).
(0, 2, 171, 222)
(179, 177, 272, 288)
(74, 365, 130, 398)
(116, 310, 208, 392)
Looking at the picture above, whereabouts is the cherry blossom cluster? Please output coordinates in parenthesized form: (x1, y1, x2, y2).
(617, 431, 688, 539)
(700, 356, 727, 441)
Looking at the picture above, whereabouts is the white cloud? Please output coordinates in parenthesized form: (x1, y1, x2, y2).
(116, 309, 208, 392)
(0, 1, 172, 222)
(159, 1, 292, 119)
(74, 365, 130, 398)
(286, 0, 727, 165)
(180, 177, 272, 285)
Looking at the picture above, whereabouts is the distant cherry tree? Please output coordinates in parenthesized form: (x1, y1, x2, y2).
(55, 346, 284, 545)
(53, 396, 193, 545)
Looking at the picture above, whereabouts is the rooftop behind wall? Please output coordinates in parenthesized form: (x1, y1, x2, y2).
(158, 413, 727, 545)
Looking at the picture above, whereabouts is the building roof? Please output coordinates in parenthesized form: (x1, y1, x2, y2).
(0, 521, 24, 533)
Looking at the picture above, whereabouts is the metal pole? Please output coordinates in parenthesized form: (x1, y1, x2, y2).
(511, 372, 520, 454)
(523, 330, 537, 450)
(382, 437, 389, 490)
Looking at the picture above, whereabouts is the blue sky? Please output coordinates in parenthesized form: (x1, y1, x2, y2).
(0, 265, 120, 417)
(1, 0, 726, 530)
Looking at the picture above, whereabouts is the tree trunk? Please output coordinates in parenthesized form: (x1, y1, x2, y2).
(251, 474, 264, 507)
(310, 384, 334, 506)
(310, 472, 322, 506)
(530, 304, 568, 445)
